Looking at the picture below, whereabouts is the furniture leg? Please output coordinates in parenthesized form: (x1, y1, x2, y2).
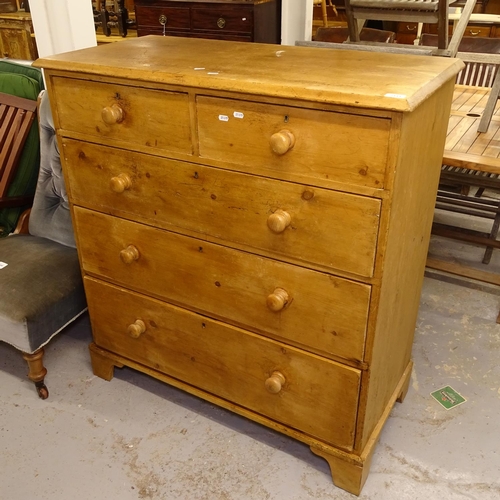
(397, 366, 412, 403)
(482, 200, 500, 264)
(22, 348, 48, 399)
(89, 342, 123, 381)
(310, 446, 368, 496)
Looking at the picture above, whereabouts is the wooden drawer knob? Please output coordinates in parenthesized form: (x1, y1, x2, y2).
(101, 103, 124, 125)
(266, 288, 290, 312)
(120, 245, 140, 264)
(267, 209, 291, 233)
(110, 173, 132, 193)
(270, 129, 295, 155)
(127, 319, 146, 339)
(265, 371, 286, 394)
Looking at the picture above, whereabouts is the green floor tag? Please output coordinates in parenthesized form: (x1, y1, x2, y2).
(431, 386, 467, 410)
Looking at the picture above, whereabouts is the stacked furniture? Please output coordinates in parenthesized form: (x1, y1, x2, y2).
(35, 36, 461, 494)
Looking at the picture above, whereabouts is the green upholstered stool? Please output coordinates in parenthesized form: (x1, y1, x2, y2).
(0, 92, 86, 399)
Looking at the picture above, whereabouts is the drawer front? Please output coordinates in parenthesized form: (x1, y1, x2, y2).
(192, 6, 253, 34)
(136, 29, 251, 41)
(51, 77, 192, 155)
(426, 23, 489, 37)
(197, 96, 390, 189)
(85, 276, 361, 450)
(63, 139, 381, 278)
(396, 22, 418, 34)
(74, 207, 371, 362)
(135, 5, 190, 31)
(462, 25, 492, 38)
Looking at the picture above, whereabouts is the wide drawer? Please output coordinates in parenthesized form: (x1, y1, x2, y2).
(197, 96, 391, 189)
(135, 5, 190, 31)
(85, 276, 361, 450)
(74, 207, 371, 362)
(62, 139, 381, 278)
(191, 6, 253, 34)
(50, 77, 192, 155)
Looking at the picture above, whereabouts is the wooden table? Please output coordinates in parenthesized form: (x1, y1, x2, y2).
(444, 85, 500, 173)
(427, 84, 500, 310)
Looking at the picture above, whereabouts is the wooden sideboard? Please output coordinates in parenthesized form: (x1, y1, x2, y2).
(35, 36, 461, 495)
(134, 0, 280, 43)
(0, 11, 37, 59)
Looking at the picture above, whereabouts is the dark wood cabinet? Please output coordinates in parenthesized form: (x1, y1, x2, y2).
(135, 0, 280, 43)
(0, 12, 37, 60)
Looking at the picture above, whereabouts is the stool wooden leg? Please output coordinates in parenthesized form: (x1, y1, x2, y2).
(22, 348, 49, 399)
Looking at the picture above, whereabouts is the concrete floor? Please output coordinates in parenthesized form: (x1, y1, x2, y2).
(2, 234, 500, 499)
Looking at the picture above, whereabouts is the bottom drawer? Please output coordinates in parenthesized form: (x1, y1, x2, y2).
(85, 277, 361, 451)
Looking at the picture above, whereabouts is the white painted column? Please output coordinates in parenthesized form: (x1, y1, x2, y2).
(281, 0, 313, 46)
(29, 0, 96, 58)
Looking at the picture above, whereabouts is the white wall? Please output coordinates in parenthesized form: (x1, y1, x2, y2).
(281, 0, 312, 45)
(29, 0, 96, 58)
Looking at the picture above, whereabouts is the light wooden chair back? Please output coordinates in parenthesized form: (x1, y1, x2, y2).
(456, 52, 500, 133)
(343, 0, 477, 57)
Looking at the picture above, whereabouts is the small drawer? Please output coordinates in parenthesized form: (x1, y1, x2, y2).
(62, 139, 381, 278)
(396, 22, 418, 34)
(85, 276, 361, 450)
(74, 207, 371, 362)
(191, 6, 253, 34)
(50, 77, 192, 155)
(135, 5, 190, 31)
(426, 23, 489, 37)
(463, 24, 492, 37)
(197, 96, 390, 189)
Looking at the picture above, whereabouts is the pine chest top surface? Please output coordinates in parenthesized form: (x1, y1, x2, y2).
(35, 35, 463, 112)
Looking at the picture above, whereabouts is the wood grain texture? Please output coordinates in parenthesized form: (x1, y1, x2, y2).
(74, 207, 371, 364)
(357, 78, 456, 450)
(85, 276, 362, 450)
(38, 36, 461, 496)
(197, 96, 390, 190)
(34, 35, 463, 112)
(61, 138, 381, 278)
(50, 76, 192, 155)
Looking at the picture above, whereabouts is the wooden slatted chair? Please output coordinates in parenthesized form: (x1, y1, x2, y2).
(432, 49, 500, 265)
(313, 0, 338, 28)
(421, 34, 500, 133)
(0, 92, 37, 212)
(343, 0, 477, 57)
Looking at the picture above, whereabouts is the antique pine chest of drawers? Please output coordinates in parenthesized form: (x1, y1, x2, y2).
(36, 37, 461, 495)
(134, 0, 280, 44)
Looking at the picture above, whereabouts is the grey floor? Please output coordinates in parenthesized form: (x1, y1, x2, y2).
(2, 227, 500, 499)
